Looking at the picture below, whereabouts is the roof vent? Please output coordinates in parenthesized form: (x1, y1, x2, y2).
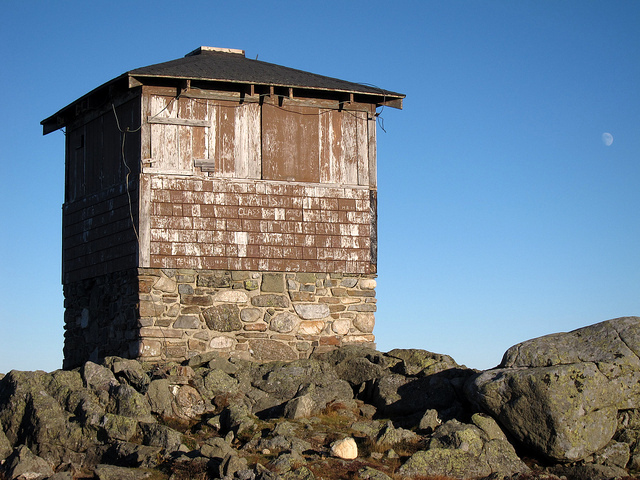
(186, 46, 245, 57)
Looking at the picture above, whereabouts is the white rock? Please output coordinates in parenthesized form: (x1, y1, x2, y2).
(154, 275, 177, 293)
(331, 437, 358, 459)
(212, 290, 248, 303)
(210, 336, 234, 349)
(354, 313, 375, 333)
(331, 319, 351, 335)
(298, 320, 325, 335)
(359, 278, 377, 290)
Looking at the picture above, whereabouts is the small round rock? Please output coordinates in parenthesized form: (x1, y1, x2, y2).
(330, 437, 358, 459)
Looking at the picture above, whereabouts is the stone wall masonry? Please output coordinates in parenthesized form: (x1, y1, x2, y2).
(63, 269, 140, 369)
(146, 177, 375, 274)
(137, 268, 377, 363)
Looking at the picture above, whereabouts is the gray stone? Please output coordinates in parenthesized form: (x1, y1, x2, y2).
(100, 413, 138, 442)
(109, 358, 150, 393)
(203, 304, 242, 331)
(146, 379, 174, 417)
(203, 369, 239, 396)
(251, 294, 289, 308)
(398, 419, 528, 479)
(593, 441, 630, 468)
(296, 273, 317, 285)
(466, 317, 640, 462)
(94, 464, 152, 480)
(3, 445, 54, 480)
(171, 384, 206, 419)
(249, 339, 298, 362)
(186, 351, 220, 367)
(300, 283, 316, 292)
(200, 436, 234, 459)
(0, 370, 90, 464)
(335, 356, 384, 386)
(173, 315, 200, 329)
(358, 466, 392, 480)
(347, 304, 376, 312)
(197, 271, 232, 288)
(82, 361, 119, 392)
(261, 273, 284, 293)
(269, 451, 306, 474)
(0, 420, 12, 461)
(386, 349, 460, 376)
(241, 308, 263, 323)
(376, 421, 419, 446)
(340, 277, 359, 288)
(106, 441, 162, 468)
(284, 394, 316, 419)
(293, 303, 330, 320)
(178, 283, 194, 294)
(48, 472, 74, 480)
(550, 463, 629, 480)
(270, 312, 299, 333)
(109, 383, 154, 422)
(139, 422, 183, 452)
(359, 278, 377, 290)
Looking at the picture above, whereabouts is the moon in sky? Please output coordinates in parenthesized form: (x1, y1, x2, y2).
(602, 132, 614, 146)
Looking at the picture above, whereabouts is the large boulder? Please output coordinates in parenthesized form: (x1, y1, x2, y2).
(466, 316, 640, 462)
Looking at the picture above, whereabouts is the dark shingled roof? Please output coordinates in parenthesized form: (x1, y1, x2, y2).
(129, 47, 404, 98)
(42, 47, 404, 134)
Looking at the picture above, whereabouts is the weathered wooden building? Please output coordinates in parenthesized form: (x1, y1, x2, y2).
(42, 47, 404, 368)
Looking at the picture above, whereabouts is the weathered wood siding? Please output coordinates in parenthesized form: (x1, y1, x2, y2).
(143, 178, 373, 274)
(138, 88, 377, 274)
(62, 183, 138, 284)
(63, 96, 141, 283)
(140, 88, 375, 186)
(65, 98, 140, 202)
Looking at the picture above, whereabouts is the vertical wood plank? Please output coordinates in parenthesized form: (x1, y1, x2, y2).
(177, 97, 192, 171)
(139, 174, 151, 267)
(262, 104, 319, 183)
(246, 103, 261, 179)
(367, 115, 377, 188)
(217, 100, 236, 177)
(319, 109, 331, 183)
(206, 100, 217, 168)
(234, 103, 248, 178)
(192, 97, 207, 161)
(356, 111, 369, 186)
(342, 110, 358, 185)
(141, 92, 151, 161)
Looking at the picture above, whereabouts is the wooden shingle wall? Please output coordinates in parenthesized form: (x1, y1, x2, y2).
(143, 178, 373, 274)
(62, 97, 141, 283)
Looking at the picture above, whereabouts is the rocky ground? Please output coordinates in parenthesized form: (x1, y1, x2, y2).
(1, 316, 640, 480)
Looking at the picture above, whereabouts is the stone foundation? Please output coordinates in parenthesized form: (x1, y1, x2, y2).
(63, 269, 140, 369)
(137, 268, 376, 362)
(63, 268, 376, 368)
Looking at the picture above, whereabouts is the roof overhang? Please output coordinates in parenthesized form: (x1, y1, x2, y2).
(42, 49, 405, 135)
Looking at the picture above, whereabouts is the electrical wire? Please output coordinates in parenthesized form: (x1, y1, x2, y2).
(112, 104, 141, 243)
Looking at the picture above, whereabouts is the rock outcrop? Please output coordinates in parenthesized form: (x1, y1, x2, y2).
(466, 316, 640, 463)
(1, 316, 640, 479)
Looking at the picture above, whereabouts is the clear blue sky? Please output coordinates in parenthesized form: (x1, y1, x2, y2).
(1, 1, 638, 372)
